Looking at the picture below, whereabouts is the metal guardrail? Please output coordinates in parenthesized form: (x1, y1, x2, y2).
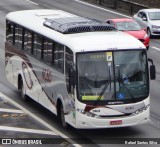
(82, 0, 148, 15)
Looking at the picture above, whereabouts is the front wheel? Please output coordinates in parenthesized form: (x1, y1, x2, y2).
(20, 80, 28, 101)
(60, 104, 70, 129)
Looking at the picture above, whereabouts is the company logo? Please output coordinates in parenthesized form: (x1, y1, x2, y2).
(92, 109, 100, 113)
(125, 106, 134, 110)
(42, 68, 52, 82)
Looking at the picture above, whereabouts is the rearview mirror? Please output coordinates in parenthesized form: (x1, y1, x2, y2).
(142, 17, 147, 21)
(150, 65, 156, 80)
(148, 58, 156, 80)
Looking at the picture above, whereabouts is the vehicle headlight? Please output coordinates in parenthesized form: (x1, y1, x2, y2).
(152, 25, 160, 29)
(77, 109, 98, 118)
(144, 34, 149, 39)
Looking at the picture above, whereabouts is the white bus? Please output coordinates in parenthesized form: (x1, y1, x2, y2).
(5, 9, 156, 129)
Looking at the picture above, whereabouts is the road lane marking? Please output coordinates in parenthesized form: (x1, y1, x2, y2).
(0, 108, 23, 113)
(149, 119, 160, 130)
(0, 126, 56, 135)
(152, 46, 160, 51)
(0, 93, 82, 147)
(74, 0, 131, 18)
(26, 0, 39, 5)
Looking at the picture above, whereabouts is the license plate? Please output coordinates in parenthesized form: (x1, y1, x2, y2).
(110, 120, 122, 125)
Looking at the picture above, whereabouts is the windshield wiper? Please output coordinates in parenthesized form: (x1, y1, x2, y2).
(94, 68, 111, 106)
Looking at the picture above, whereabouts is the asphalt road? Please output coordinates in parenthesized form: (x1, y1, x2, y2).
(0, 0, 160, 147)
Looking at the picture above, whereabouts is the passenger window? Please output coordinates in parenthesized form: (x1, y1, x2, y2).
(43, 39, 53, 65)
(65, 47, 73, 92)
(143, 13, 147, 19)
(6, 21, 14, 44)
(15, 26, 23, 49)
(53, 42, 64, 73)
(33, 34, 42, 59)
(24, 30, 32, 54)
(138, 12, 143, 18)
(65, 47, 73, 76)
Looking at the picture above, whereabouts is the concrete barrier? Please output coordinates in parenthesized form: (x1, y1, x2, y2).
(82, 0, 148, 15)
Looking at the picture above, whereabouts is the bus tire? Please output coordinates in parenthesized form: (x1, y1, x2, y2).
(58, 101, 69, 129)
(20, 80, 28, 101)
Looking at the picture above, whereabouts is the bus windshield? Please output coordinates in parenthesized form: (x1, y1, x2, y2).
(77, 50, 149, 104)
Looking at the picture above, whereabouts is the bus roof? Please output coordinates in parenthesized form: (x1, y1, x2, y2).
(6, 9, 145, 52)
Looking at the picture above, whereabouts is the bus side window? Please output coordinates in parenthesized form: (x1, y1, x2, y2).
(33, 34, 42, 59)
(53, 42, 64, 73)
(43, 39, 53, 65)
(6, 21, 14, 44)
(65, 47, 73, 92)
(15, 25, 23, 49)
(24, 30, 32, 54)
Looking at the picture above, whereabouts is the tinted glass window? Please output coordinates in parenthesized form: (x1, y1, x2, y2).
(53, 43, 64, 72)
(33, 34, 42, 59)
(6, 21, 14, 44)
(24, 30, 32, 54)
(43, 39, 53, 65)
(65, 47, 73, 91)
(15, 26, 23, 49)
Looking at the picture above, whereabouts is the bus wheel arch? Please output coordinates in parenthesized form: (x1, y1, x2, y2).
(57, 99, 69, 129)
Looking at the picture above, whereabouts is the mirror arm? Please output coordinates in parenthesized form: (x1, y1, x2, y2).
(148, 58, 153, 65)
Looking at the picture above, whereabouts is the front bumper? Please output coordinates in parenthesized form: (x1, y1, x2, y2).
(75, 107, 149, 129)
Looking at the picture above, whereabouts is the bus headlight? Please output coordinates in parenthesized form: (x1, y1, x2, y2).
(77, 109, 98, 118)
(131, 105, 149, 116)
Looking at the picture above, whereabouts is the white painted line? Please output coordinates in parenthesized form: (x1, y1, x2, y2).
(0, 108, 23, 113)
(149, 119, 160, 129)
(0, 126, 56, 135)
(0, 93, 81, 147)
(152, 46, 160, 51)
(75, 0, 131, 18)
(26, 0, 39, 5)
